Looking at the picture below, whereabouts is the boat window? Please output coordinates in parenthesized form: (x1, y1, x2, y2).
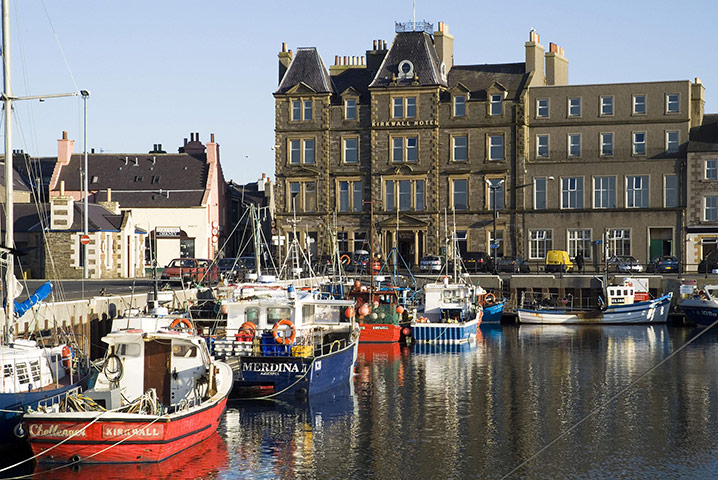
(314, 304, 341, 325)
(267, 307, 292, 325)
(246, 307, 260, 324)
(302, 304, 315, 325)
(4, 364, 13, 378)
(30, 360, 42, 382)
(442, 289, 466, 302)
(116, 343, 141, 357)
(173, 343, 198, 358)
(16, 363, 30, 384)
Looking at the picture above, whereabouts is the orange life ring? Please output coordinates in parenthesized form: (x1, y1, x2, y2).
(61, 345, 72, 370)
(170, 317, 195, 335)
(272, 319, 296, 345)
(239, 321, 256, 333)
(485, 293, 496, 304)
(340, 254, 351, 265)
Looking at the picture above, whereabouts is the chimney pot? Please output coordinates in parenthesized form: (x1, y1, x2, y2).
(184, 138, 188, 146)
(335, 55, 339, 65)
(195, 132, 199, 142)
(211, 133, 215, 143)
(107, 187, 112, 202)
(62, 131, 67, 140)
(383, 40, 386, 50)
(282, 42, 287, 52)
(373, 40, 377, 49)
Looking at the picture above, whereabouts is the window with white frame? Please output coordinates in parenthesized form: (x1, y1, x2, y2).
(452, 178, 468, 211)
(632, 132, 646, 155)
(344, 98, 357, 120)
(568, 97, 581, 117)
(568, 229, 592, 259)
(304, 100, 313, 120)
(490, 94, 503, 116)
(453, 95, 466, 117)
(608, 229, 631, 256)
(289, 138, 315, 164)
(594, 176, 616, 208)
(487, 178, 505, 210)
(537, 98, 549, 118)
(706, 196, 718, 221)
(343, 137, 358, 163)
(600, 96, 614, 116)
(529, 230, 552, 259)
(391, 136, 418, 162)
(706, 159, 718, 180)
(633, 94, 646, 115)
(489, 135, 504, 160)
(384, 178, 425, 212)
(562, 177, 584, 209)
(452, 135, 468, 161)
(627, 175, 649, 208)
(537, 134, 549, 158)
(600, 132, 614, 156)
(338, 180, 363, 212)
(392, 96, 417, 118)
(666, 93, 679, 113)
(292, 100, 301, 121)
(568, 134, 581, 157)
(666, 131, 679, 153)
(664, 174, 678, 208)
(534, 177, 547, 210)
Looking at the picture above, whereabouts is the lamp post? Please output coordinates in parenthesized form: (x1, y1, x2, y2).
(81, 90, 90, 278)
(486, 178, 504, 272)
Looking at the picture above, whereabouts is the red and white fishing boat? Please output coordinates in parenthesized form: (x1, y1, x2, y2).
(23, 326, 232, 464)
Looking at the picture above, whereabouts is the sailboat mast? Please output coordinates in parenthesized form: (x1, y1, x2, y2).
(252, 204, 262, 277)
(3, 0, 15, 334)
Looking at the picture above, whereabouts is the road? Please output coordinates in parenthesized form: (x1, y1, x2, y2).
(16, 279, 161, 302)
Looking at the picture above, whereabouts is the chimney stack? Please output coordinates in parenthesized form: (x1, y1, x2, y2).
(545, 42, 568, 86)
(434, 21, 454, 69)
(525, 29, 545, 87)
(278, 42, 293, 85)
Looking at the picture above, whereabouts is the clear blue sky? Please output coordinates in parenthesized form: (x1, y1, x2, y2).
(9, 0, 718, 185)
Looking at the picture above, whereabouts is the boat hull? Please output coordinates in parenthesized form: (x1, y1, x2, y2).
(410, 317, 479, 344)
(679, 298, 718, 326)
(25, 364, 232, 464)
(358, 323, 402, 343)
(232, 340, 358, 398)
(517, 293, 673, 325)
(482, 301, 505, 323)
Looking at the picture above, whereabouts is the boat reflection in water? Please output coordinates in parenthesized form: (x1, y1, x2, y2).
(30, 432, 229, 480)
(221, 382, 356, 479)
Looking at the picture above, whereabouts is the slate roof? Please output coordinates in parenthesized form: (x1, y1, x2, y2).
(56, 152, 209, 208)
(369, 31, 446, 88)
(0, 163, 32, 193)
(447, 63, 530, 102)
(0, 202, 122, 233)
(688, 114, 718, 152)
(331, 68, 375, 103)
(276, 47, 333, 94)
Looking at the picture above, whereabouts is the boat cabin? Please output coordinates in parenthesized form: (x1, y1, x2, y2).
(423, 282, 477, 323)
(0, 341, 69, 394)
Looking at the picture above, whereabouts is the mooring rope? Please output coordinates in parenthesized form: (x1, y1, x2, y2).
(500, 318, 718, 479)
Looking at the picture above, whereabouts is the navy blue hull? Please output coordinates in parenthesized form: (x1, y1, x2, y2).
(0, 373, 90, 448)
(233, 341, 358, 398)
(681, 305, 718, 326)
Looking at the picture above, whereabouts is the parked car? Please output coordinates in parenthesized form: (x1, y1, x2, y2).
(607, 255, 644, 273)
(217, 257, 240, 279)
(698, 251, 718, 274)
(419, 255, 443, 273)
(646, 255, 679, 273)
(495, 256, 531, 273)
(462, 251, 493, 273)
(161, 258, 219, 284)
(545, 250, 574, 273)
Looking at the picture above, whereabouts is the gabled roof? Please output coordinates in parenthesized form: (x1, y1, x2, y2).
(688, 114, 718, 152)
(370, 31, 446, 88)
(0, 163, 32, 192)
(1, 202, 123, 233)
(276, 47, 333, 95)
(447, 63, 529, 101)
(331, 68, 375, 102)
(56, 153, 209, 208)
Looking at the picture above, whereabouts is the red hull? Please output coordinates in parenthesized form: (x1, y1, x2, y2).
(26, 397, 228, 464)
(358, 323, 402, 343)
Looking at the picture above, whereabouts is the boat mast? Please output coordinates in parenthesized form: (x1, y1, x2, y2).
(3, 0, 15, 339)
(252, 204, 262, 277)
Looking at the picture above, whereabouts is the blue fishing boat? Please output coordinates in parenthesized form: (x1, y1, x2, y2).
(481, 299, 506, 323)
(679, 285, 718, 326)
(410, 279, 481, 344)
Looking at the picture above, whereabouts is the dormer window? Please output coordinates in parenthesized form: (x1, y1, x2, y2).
(453, 95, 466, 117)
(134, 176, 143, 182)
(291, 98, 313, 121)
(345, 98, 357, 120)
(490, 94, 502, 116)
(392, 96, 417, 119)
(91, 176, 99, 184)
(397, 59, 414, 80)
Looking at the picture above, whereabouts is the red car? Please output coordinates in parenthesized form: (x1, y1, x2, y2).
(160, 258, 219, 285)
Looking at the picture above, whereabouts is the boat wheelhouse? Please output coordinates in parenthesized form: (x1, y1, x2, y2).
(410, 279, 482, 344)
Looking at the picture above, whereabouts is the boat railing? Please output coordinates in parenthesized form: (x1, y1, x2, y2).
(34, 386, 83, 411)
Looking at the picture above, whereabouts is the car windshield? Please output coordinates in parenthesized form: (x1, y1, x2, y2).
(218, 258, 236, 267)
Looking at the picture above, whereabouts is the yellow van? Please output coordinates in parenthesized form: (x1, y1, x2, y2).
(545, 250, 574, 273)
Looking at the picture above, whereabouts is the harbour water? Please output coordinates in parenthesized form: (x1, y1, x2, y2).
(7, 323, 718, 479)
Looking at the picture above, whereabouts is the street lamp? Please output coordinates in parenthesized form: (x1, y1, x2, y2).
(486, 178, 505, 272)
(81, 90, 90, 279)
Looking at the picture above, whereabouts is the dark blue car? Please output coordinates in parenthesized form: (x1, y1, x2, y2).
(646, 255, 679, 273)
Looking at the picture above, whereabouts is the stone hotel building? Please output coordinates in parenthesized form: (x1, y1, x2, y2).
(273, 22, 715, 270)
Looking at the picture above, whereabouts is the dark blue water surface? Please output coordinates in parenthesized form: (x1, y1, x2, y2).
(9, 324, 718, 479)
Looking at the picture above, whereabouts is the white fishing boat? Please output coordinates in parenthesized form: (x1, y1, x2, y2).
(679, 285, 718, 326)
(517, 279, 673, 325)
